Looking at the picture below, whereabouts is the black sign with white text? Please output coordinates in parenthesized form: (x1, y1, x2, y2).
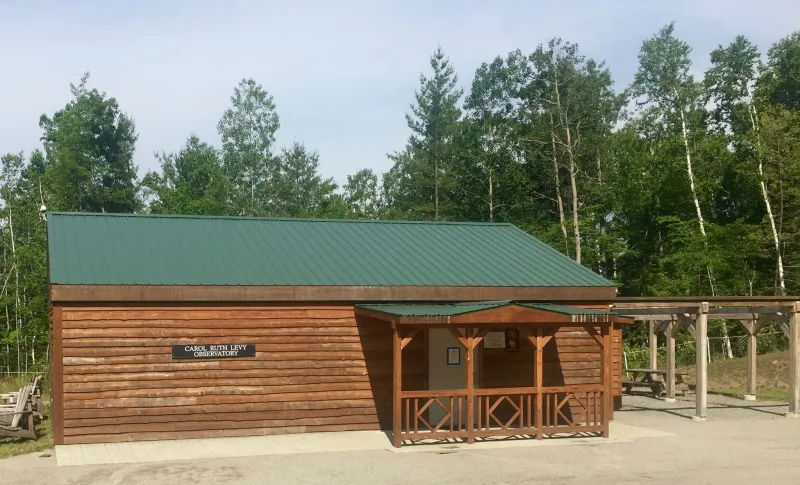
(172, 344, 256, 360)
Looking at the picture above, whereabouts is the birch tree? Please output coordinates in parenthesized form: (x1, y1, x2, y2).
(705, 36, 786, 295)
(631, 23, 734, 356)
(631, 24, 708, 238)
(456, 56, 525, 223)
(218, 78, 280, 217)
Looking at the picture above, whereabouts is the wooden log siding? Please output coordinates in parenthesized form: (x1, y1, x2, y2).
(58, 305, 424, 444)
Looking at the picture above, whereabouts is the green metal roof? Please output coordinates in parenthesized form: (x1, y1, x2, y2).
(521, 303, 614, 316)
(46, 212, 614, 287)
(356, 301, 615, 318)
(357, 301, 513, 317)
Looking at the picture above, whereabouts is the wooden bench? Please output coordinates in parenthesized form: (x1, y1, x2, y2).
(0, 384, 36, 440)
(623, 369, 690, 398)
(0, 374, 44, 419)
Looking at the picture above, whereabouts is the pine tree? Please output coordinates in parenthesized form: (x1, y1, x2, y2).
(388, 46, 463, 220)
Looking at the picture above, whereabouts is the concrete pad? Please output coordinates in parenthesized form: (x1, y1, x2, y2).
(54, 423, 670, 466)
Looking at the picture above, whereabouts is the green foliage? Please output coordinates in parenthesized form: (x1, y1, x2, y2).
(387, 46, 463, 220)
(39, 73, 140, 213)
(273, 143, 338, 218)
(142, 136, 230, 216)
(4, 27, 800, 375)
(343, 169, 381, 218)
(218, 78, 281, 217)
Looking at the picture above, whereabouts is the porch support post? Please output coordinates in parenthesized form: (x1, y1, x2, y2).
(788, 303, 800, 417)
(465, 327, 475, 444)
(602, 322, 611, 437)
(665, 321, 676, 403)
(649, 321, 658, 370)
(392, 323, 402, 447)
(535, 327, 544, 440)
(694, 303, 708, 422)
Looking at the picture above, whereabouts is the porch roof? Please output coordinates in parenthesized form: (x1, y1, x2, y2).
(355, 301, 633, 325)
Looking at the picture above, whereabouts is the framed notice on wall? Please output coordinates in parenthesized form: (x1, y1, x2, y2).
(484, 332, 505, 349)
(505, 329, 520, 352)
(446, 346, 461, 365)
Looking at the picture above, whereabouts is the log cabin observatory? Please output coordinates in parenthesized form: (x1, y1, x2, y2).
(46, 212, 631, 446)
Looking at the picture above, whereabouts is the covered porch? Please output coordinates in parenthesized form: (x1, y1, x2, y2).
(355, 301, 633, 447)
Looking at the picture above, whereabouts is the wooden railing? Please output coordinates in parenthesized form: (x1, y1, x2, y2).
(398, 385, 606, 443)
(542, 385, 605, 434)
(475, 387, 538, 438)
(399, 390, 469, 441)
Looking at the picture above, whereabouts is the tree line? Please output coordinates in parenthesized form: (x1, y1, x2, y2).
(3, 23, 800, 372)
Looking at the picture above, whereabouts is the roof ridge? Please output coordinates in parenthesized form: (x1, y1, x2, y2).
(47, 212, 515, 227)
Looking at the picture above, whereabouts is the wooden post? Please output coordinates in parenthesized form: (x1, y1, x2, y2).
(602, 323, 611, 437)
(788, 303, 800, 417)
(465, 327, 475, 444)
(745, 327, 757, 401)
(665, 321, 676, 403)
(649, 321, 658, 370)
(392, 324, 402, 447)
(694, 303, 708, 421)
(535, 327, 544, 440)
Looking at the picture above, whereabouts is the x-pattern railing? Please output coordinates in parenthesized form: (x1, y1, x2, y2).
(399, 385, 605, 443)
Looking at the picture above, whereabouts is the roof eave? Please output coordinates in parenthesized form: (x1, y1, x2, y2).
(50, 284, 617, 303)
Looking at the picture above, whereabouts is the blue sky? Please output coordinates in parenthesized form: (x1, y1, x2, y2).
(1, 0, 798, 185)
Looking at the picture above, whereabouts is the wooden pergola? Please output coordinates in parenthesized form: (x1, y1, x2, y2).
(355, 301, 633, 447)
(613, 297, 800, 420)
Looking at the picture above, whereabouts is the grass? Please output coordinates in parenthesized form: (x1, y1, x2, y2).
(679, 350, 790, 401)
(0, 375, 53, 460)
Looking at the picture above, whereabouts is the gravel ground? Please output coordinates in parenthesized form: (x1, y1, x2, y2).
(2, 393, 800, 485)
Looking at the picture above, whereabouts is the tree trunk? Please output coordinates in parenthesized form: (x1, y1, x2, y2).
(748, 102, 786, 295)
(568, 156, 581, 264)
(550, 114, 569, 255)
(676, 93, 732, 358)
(8, 210, 21, 373)
(553, 70, 581, 263)
(676, 94, 707, 237)
(434, 157, 439, 221)
(597, 156, 603, 185)
(488, 169, 494, 222)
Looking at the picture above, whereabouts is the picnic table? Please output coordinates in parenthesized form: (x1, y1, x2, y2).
(623, 368, 690, 398)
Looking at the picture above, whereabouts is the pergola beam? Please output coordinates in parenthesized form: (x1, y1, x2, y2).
(615, 307, 792, 320)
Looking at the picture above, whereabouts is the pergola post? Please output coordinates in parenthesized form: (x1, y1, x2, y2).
(741, 319, 759, 401)
(665, 321, 676, 403)
(649, 321, 658, 370)
(693, 303, 708, 422)
(392, 324, 402, 448)
(788, 303, 800, 417)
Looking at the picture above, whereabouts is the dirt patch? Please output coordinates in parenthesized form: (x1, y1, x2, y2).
(680, 350, 789, 400)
